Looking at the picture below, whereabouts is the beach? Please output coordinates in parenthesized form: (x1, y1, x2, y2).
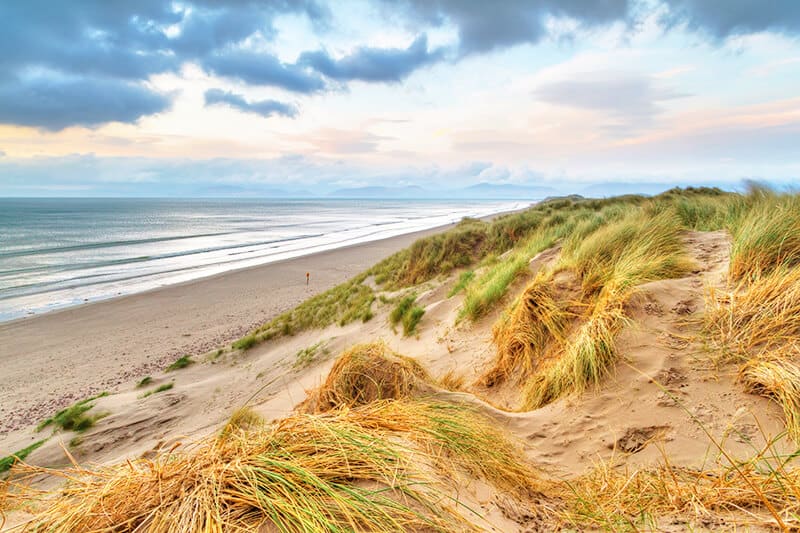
(0, 221, 463, 435)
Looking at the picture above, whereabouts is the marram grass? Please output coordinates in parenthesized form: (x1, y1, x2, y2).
(9, 400, 540, 532)
(300, 341, 433, 412)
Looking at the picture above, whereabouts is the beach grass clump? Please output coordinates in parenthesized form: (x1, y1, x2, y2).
(232, 333, 258, 351)
(219, 406, 264, 440)
(486, 199, 694, 407)
(389, 294, 416, 328)
(37, 392, 109, 433)
(704, 266, 800, 439)
(136, 376, 152, 388)
(166, 355, 193, 371)
(461, 229, 561, 321)
(728, 188, 800, 280)
(389, 294, 425, 336)
(140, 382, 174, 399)
(523, 293, 626, 409)
(301, 342, 434, 412)
(15, 399, 537, 532)
(485, 272, 570, 387)
(740, 355, 800, 441)
(0, 439, 46, 474)
(447, 270, 474, 297)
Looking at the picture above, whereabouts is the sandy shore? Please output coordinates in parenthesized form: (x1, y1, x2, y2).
(0, 221, 470, 435)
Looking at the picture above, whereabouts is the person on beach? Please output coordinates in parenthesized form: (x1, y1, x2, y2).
(306, 272, 310, 285)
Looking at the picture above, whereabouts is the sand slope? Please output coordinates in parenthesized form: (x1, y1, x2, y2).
(2, 228, 794, 531)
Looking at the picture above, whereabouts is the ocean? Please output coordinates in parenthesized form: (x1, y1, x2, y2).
(0, 198, 528, 322)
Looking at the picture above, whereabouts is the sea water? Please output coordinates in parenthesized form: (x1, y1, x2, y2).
(0, 198, 528, 322)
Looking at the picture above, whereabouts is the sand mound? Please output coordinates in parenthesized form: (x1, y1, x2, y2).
(300, 341, 436, 413)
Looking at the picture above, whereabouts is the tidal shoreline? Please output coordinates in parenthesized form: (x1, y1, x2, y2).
(0, 209, 521, 436)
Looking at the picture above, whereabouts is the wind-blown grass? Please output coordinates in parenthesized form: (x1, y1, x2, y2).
(37, 392, 109, 433)
(704, 267, 800, 439)
(14, 399, 538, 532)
(728, 189, 800, 280)
(487, 203, 691, 408)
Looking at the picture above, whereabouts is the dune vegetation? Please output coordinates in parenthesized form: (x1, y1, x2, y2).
(8, 186, 800, 531)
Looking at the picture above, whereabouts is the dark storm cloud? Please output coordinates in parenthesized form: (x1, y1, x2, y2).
(299, 35, 445, 82)
(385, 0, 631, 55)
(204, 89, 297, 118)
(661, 0, 800, 39)
(0, 76, 171, 131)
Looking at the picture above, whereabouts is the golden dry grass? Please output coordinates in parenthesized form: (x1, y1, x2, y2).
(300, 341, 435, 413)
(523, 291, 627, 409)
(7, 400, 540, 532)
(485, 204, 690, 408)
(704, 268, 800, 440)
(485, 272, 571, 387)
(560, 452, 800, 531)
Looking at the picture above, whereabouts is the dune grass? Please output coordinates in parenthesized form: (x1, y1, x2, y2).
(700, 189, 800, 440)
(36, 392, 109, 433)
(728, 189, 800, 280)
(485, 201, 692, 408)
(15, 398, 537, 532)
(140, 382, 174, 399)
(0, 440, 46, 474)
(301, 341, 433, 412)
(447, 270, 474, 297)
(559, 444, 800, 531)
(704, 267, 800, 439)
(135, 376, 152, 388)
(389, 294, 425, 336)
(166, 355, 193, 371)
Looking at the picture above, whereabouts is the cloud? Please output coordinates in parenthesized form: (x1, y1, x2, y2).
(202, 50, 326, 93)
(660, 0, 800, 39)
(386, 0, 631, 55)
(299, 35, 445, 82)
(533, 72, 687, 132)
(204, 89, 297, 118)
(0, 1, 325, 128)
(0, 76, 171, 130)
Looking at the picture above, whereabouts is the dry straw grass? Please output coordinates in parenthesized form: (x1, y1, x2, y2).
(7, 400, 539, 532)
(486, 204, 691, 408)
(560, 452, 800, 531)
(300, 341, 434, 412)
(486, 272, 570, 387)
(704, 268, 800, 440)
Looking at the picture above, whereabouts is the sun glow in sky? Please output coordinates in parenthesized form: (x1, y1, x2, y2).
(1, 1, 799, 196)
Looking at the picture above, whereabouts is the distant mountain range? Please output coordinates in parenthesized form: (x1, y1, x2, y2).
(190, 181, 738, 200)
(328, 182, 559, 199)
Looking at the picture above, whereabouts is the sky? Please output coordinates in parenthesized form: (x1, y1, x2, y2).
(0, 0, 799, 197)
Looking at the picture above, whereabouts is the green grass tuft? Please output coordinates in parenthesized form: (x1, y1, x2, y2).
(0, 440, 46, 473)
(136, 376, 152, 388)
(37, 393, 110, 433)
(141, 383, 174, 398)
(166, 355, 193, 371)
(232, 334, 257, 351)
